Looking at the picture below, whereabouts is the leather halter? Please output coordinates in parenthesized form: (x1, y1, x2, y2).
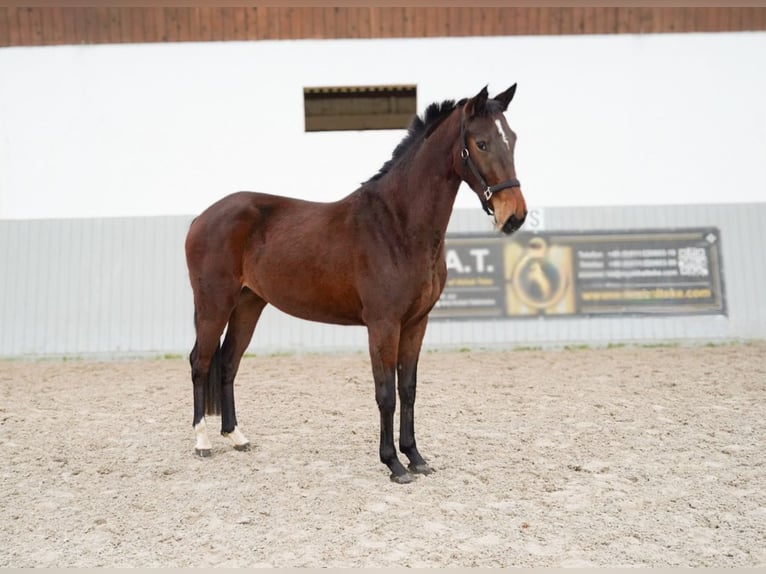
(460, 120, 521, 216)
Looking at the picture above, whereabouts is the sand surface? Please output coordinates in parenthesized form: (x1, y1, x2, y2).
(1, 343, 764, 567)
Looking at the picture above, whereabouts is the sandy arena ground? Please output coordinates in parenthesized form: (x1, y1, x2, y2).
(1, 343, 764, 567)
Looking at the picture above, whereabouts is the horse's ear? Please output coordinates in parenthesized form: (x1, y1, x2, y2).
(463, 85, 489, 118)
(493, 83, 517, 111)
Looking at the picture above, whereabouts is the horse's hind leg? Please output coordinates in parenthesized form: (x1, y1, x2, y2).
(397, 317, 433, 475)
(189, 276, 242, 456)
(219, 288, 267, 451)
(189, 311, 230, 456)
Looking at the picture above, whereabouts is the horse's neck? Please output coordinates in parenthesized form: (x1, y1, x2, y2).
(381, 118, 462, 239)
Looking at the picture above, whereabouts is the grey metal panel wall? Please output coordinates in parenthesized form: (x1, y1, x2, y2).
(1, 203, 763, 358)
(0, 216, 195, 357)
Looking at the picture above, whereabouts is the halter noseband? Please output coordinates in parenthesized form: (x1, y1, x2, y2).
(460, 120, 521, 216)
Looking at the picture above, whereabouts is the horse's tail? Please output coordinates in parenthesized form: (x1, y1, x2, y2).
(205, 343, 223, 416)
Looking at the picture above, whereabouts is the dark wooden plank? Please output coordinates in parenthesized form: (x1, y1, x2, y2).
(264, 7, 280, 40)
(29, 8, 45, 45)
(408, 7, 421, 38)
(525, 7, 539, 35)
(607, 7, 620, 34)
(0, 9, 10, 46)
(296, 7, 311, 40)
(255, 7, 269, 40)
(442, 7, 456, 37)
(513, 8, 527, 36)
(39, 8, 55, 45)
(480, 7, 494, 36)
(196, 8, 210, 42)
(357, 7, 371, 39)
(345, 7, 359, 38)
(277, 7, 290, 39)
(7, 8, 21, 45)
(320, 7, 334, 38)
(16, 7, 31, 45)
(294, 7, 305, 39)
(583, 7, 598, 35)
(176, 8, 191, 43)
(241, 7, 256, 40)
(753, 8, 766, 30)
(219, 8, 233, 41)
(537, 7, 554, 35)
(107, 8, 121, 43)
(706, 8, 723, 33)
(70, 8, 82, 44)
(332, 6, 346, 39)
(616, 7, 630, 34)
(380, 7, 392, 37)
(549, 7, 562, 34)
(559, 7, 574, 35)
(435, 7, 448, 38)
(59, 8, 75, 45)
(36, 8, 49, 45)
(117, 8, 131, 44)
(717, 7, 731, 32)
(154, 8, 167, 42)
(128, 8, 142, 44)
(399, 7, 412, 38)
(468, 7, 481, 36)
(84, 7, 97, 43)
(730, 7, 743, 31)
(208, 7, 223, 41)
(45, 7, 60, 45)
(636, 7, 653, 34)
(233, 7, 245, 39)
(164, 8, 180, 42)
(141, 8, 154, 43)
(92, 7, 107, 44)
(367, 7, 379, 38)
(186, 7, 200, 42)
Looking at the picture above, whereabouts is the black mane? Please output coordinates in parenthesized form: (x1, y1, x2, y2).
(365, 99, 464, 183)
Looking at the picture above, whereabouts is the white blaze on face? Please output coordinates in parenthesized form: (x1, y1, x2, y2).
(495, 119, 511, 150)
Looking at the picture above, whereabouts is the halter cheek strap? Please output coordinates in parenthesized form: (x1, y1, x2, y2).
(460, 122, 521, 216)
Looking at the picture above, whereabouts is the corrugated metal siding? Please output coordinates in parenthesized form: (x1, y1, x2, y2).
(1, 203, 764, 358)
(0, 216, 195, 357)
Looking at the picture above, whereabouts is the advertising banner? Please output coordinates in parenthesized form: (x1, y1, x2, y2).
(432, 228, 725, 320)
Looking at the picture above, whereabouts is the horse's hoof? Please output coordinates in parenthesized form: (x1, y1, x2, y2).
(233, 442, 250, 452)
(409, 463, 434, 475)
(390, 472, 415, 484)
(194, 448, 212, 458)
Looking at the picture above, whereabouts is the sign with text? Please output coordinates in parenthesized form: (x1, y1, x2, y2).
(432, 228, 726, 319)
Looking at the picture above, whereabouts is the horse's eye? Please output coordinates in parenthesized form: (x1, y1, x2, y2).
(476, 140, 488, 151)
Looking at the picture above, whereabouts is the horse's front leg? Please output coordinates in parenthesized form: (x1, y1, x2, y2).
(367, 320, 412, 483)
(398, 317, 433, 475)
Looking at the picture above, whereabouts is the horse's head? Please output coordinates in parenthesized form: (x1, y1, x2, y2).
(455, 84, 527, 235)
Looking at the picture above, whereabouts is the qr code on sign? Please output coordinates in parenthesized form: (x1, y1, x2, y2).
(678, 247, 709, 276)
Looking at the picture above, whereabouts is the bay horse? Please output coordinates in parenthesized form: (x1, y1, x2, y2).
(185, 84, 527, 483)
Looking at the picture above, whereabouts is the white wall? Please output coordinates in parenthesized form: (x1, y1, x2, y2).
(1, 32, 765, 221)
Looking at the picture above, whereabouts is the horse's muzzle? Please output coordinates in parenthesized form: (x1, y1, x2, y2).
(501, 211, 527, 235)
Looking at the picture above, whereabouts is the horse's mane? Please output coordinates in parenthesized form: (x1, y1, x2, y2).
(365, 98, 466, 183)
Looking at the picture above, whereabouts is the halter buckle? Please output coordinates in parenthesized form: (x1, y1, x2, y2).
(460, 148, 470, 160)
(483, 187, 493, 201)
